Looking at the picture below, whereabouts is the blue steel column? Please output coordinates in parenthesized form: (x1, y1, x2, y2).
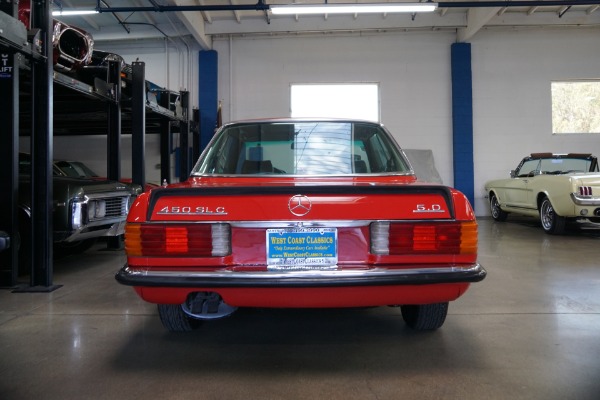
(451, 43, 475, 207)
(198, 50, 218, 152)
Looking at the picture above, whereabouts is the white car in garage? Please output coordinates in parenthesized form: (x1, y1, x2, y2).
(484, 153, 600, 234)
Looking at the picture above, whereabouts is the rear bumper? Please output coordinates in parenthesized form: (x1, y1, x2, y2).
(116, 263, 486, 288)
(570, 193, 600, 206)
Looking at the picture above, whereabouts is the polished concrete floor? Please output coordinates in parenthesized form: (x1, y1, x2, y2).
(1, 218, 599, 400)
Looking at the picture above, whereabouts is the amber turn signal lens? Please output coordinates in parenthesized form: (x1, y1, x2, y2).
(125, 223, 231, 257)
(459, 221, 478, 254)
(124, 224, 142, 256)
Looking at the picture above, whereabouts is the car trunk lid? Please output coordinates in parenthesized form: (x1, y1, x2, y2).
(146, 184, 455, 222)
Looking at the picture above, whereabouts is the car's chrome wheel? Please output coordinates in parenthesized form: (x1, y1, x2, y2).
(489, 193, 508, 222)
(539, 197, 566, 235)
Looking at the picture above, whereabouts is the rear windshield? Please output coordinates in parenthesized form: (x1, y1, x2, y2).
(191, 121, 411, 176)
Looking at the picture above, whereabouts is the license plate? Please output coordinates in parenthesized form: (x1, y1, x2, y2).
(266, 228, 338, 270)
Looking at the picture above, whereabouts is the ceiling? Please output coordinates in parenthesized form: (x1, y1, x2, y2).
(53, 0, 600, 49)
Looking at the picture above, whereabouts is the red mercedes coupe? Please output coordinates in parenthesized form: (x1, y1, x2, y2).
(116, 119, 485, 332)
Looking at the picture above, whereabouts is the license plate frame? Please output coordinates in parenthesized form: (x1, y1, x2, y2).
(266, 227, 338, 270)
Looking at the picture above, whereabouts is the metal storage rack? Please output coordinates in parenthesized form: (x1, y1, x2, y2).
(0, 4, 193, 289)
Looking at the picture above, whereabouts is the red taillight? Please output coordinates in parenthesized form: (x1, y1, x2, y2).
(165, 227, 191, 253)
(125, 223, 230, 257)
(371, 221, 477, 255)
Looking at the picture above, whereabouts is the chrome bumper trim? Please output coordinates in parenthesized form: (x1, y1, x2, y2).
(116, 263, 486, 288)
(571, 193, 600, 206)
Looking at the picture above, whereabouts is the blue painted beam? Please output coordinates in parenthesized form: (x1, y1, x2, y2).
(198, 50, 219, 153)
(451, 43, 475, 207)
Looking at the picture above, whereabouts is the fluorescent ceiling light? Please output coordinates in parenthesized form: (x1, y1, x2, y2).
(270, 3, 438, 15)
(52, 10, 99, 16)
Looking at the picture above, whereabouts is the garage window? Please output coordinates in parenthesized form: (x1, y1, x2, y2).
(551, 81, 600, 134)
(291, 83, 379, 122)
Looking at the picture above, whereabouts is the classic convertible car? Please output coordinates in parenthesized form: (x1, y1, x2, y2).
(485, 153, 600, 234)
(116, 119, 486, 332)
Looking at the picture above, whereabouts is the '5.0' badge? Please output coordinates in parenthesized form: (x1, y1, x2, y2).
(413, 204, 445, 213)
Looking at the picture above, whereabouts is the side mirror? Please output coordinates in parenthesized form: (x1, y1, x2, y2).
(510, 170, 516, 178)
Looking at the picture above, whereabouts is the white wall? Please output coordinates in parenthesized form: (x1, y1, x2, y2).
(214, 28, 600, 216)
(95, 38, 200, 106)
(95, 39, 198, 184)
(214, 31, 457, 186)
(471, 28, 600, 215)
(39, 29, 600, 215)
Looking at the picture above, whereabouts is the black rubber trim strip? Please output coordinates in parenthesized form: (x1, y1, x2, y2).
(115, 263, 486, 289)
(147, 185, 456, 220)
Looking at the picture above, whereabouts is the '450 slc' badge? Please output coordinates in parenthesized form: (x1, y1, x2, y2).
(158, 206, 227, 215)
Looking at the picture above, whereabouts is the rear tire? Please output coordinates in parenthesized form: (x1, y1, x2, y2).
(539, 196, 566, 235)
(401, 302, 448, 330)
(157, 304, 201, 332)
(489, 193, 508, 221)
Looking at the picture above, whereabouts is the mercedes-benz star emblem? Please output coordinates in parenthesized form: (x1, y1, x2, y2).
(288, 195, 312, 216)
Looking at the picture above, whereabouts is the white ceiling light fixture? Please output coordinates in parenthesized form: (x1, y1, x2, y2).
(270, 2, 438, 15)
(52, 10, 99, 16)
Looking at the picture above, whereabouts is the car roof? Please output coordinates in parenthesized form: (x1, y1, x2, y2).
(528, 153, 594, 160)
(220, 118, 384, 127)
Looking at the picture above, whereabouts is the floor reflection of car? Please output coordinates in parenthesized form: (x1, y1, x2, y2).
(485, 153, 600, 234)
(17, 153, 141, 271)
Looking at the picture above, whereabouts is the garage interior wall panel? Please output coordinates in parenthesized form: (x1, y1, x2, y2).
(214, 33, 456, 187)
(29, 28, 600, 216)
(471, 28, 600, 216)
(97, 40, 200, 106)
(216, 29, 599, 216)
